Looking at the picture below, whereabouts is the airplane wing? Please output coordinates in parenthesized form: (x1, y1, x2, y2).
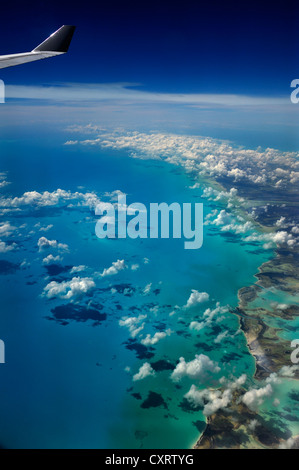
(0, 25, 75, 70)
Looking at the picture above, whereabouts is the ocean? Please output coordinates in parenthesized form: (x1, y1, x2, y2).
(0, 129, 285, 448)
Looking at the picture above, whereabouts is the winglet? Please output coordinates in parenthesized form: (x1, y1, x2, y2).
(32, 25, 76, 53)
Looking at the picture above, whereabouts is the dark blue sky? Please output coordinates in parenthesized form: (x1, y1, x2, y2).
(0, 0, 298, 96)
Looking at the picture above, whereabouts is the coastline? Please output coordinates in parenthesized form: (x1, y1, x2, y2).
(193, 241, 299, 449)
(190, 164, 299, 449)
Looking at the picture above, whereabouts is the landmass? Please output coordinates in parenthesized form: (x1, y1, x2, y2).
(193, 152, 299, 449)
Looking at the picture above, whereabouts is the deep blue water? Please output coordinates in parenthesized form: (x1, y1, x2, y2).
(0, 131, 274, 448)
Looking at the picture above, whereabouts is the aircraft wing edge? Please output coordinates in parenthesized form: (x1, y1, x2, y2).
(0, 25, 75, 69)
(0, 51, 63, 69)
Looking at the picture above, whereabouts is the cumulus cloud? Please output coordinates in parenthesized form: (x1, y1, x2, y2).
(245, 230, 296, 249)
(42, 254, 63, 265)
(265, 373, 281, 385)
(214, 328, 241, 344)
(189, 321, 205, 332)
(204, 208, 253, 235)
(119, 314, 147, 338)
(202, 187, 243, 208)
(279, 365, 299, 377)
(189, 303, 228, 332)
(219, 374, 247, 390)
(185, 374, 247, 416)
(133, 362, 155, 381)
(275, 217, 287, 228)
(43, 276, 95, 300)
(71, 130, 299, 196)
(221, 220, 253, 234)
(143, 283, 152, 295)
(130, 263, 139, 271)
(70, 265, 87, 274)
(0, 221, 16, 236)
(248, 419, 260, 431)
(100, 259, 126, 277)
(242, 384, 273, 410)
(0, 222, 18, 252)
(184, 386, 232, 416)
(171, 354, 220, 383)
(210, 210, 232, 226)
(141, 329, 172, 346)
(0, 173, 9, 189)
(185, 290, 209, 308)
(214, 331, 230, 344)
(0, 240, 17, 253)
(38, 237, 69, 252)
(34, 222, 53, 232)
(278, 437, 296, 449)
(0, 188, 101, 212)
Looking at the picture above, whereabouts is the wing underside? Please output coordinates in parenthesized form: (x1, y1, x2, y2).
(0, 25, 75, 70)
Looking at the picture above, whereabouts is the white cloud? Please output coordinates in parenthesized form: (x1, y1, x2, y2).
(20, 259, 30, 269)
(0, 222, 16, 236)
(6, 82, 289, 107)
(189, 321, 205, 331)
(43, 276, 95, 300)
(141, 329, 171, 346)
(130, 263, 140, 271)
(202, 187, 242, 207)
(133, 362, 155, 381)
(214, 331, 230, 344)
(189, 303, 228, 332)
(70, 265, 87, 274)
(221, 220, 253, 234)
(72, 130, 299, 194)
(214, 328, 241, 344)
(219, 374, 247, 390)
(242, 384, 273, 410)
(35, 222, 53, 232)
(248, 419, 260, 431)
(0, 188, 101, 212)
(245, 230, 296, 249)
(185, 290, 209, 308)
(278, 437, 296, 449)
(265, 373, 281, 385)
(275, 217, 286, 228)
(42, 254, 63, 265)
(100, 259, 126, 277)
(184, 386, 232, 416)
(171, 354, 220, 382)
(119, 314, 147, 338)
(279, 365, 299, 377)
(143, 283, 152, 295)
(185, 374, 247, 416)
(0, 240, 17, 253)
(211, 210, 232, 226)
(0, 173, 9, 189)
(38, 236, 69, 252)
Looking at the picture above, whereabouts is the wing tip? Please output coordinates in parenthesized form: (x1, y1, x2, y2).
(32, 25, 76, 53)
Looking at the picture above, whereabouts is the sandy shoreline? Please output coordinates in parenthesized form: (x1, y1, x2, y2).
(192, 177, 299, 449)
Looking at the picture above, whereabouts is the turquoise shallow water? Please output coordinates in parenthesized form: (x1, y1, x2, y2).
(248, 288, 299, 342)
(0, 131, 292, 448)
